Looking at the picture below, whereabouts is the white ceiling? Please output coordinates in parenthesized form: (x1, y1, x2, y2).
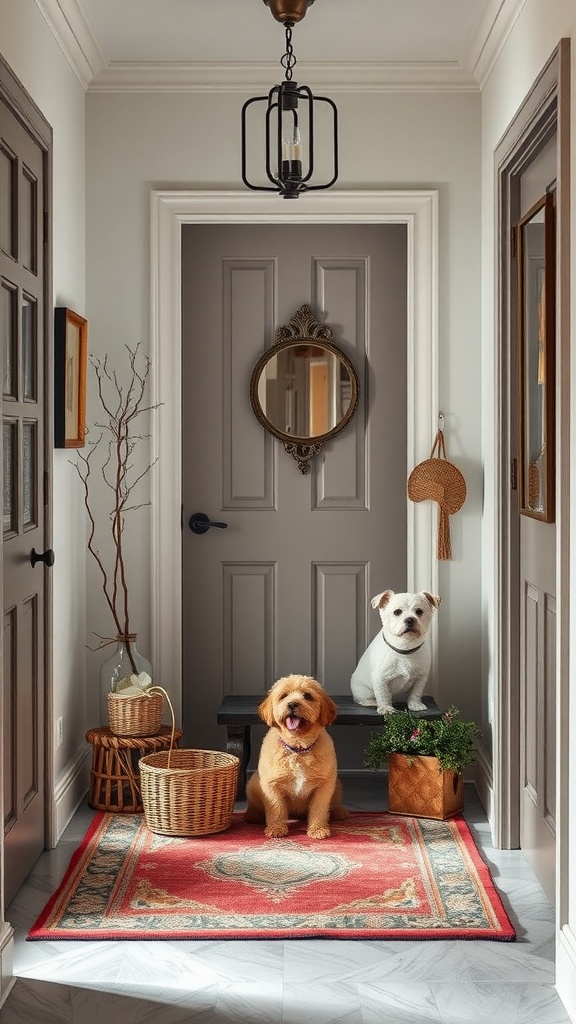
(40, 0, 523, 90)
(80, 0, 481, 64)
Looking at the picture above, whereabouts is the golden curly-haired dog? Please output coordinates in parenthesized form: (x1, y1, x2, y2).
(244, 674, 348, 839)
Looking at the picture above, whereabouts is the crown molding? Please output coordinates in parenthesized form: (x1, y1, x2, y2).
(34, 0, 527, 94)
(87, 60, 479, 94)
(34, 0, 104, 88)
(463, 0, 528, 89)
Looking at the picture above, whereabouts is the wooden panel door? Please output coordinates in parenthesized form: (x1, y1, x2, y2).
(181, 223, 408, 770)
(518, 140, 557, 904)
(0, 65, 51, 903)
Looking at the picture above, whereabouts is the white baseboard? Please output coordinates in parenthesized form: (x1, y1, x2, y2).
(473, 743, 494, 833)
(0, 921, 14, 1009)
(556, 925, 576, 1022)
(53, 745, 91, 845)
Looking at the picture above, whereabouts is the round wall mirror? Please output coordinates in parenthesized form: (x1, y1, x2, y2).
(250, 305, 359, 473)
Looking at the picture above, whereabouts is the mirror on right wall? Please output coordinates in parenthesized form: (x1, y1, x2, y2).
(516, 190, 555, 522)
(249, 304, 360, 473)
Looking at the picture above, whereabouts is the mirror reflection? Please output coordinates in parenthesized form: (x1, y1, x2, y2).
(249, 304, 360, 473)
(517, 190, 555, 522)
(255, 341, 355, 439)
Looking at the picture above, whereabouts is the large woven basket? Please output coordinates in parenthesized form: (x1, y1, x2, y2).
(108, 690, 163, 737)
(139, 687, 239, 836)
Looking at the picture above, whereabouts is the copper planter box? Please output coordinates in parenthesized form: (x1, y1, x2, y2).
(387, 753, 464, 820)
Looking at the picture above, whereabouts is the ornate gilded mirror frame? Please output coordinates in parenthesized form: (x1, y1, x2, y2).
(250, 304, 360, 472)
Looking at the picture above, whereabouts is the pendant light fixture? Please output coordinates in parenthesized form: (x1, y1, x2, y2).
(241, 0, 338, 199)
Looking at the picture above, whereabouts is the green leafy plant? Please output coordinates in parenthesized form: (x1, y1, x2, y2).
(364, 706, 481, 774)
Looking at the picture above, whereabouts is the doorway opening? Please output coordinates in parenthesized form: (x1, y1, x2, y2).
(149, 190, 439, 728)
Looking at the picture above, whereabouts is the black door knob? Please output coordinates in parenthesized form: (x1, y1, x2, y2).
(30, 547, 55, 568)
(189, 513, 228, 535)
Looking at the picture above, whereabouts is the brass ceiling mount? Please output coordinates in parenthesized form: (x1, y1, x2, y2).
(263, 0, 315, 25)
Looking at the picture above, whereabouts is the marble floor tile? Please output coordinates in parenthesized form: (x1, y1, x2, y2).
(350, 941, 476, 983)
(458, 942, 555, 982)
(283, 938, 390, 982)
(282, 986, 363, 1024)
(432, 982, 572, 1024)
(358, 981, 444, 1023)
(515, 984, 575, 1024)
(1, 781, 572, 1024)
(212, 979, 284, 1024)
(281, 972, 362, 1022)
(72, 982, 220, 1024)
(0, 978, 73, 1024)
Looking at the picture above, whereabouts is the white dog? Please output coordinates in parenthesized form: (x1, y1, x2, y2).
(350, 590, 440, 715)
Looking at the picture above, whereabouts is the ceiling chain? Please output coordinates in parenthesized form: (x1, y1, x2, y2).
(280, 26, 297, 81)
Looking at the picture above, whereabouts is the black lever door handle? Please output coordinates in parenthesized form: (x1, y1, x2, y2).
(30, 547, 55, 568)
(189, 512, 228, 535)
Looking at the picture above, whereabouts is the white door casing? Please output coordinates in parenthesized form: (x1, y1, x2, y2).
(150, 190, 439, 724)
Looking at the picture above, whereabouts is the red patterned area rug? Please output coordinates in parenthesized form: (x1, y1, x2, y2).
(28, 812, 515, 941)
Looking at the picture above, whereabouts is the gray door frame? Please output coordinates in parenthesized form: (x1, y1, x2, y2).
(0, 50, 53, 1002)
(493, 41, 570, 876)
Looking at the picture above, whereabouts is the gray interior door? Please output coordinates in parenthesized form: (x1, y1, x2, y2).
(1, 63, 51, 903)
(181, 223, 407, 771)
(517, 140, 557, 904)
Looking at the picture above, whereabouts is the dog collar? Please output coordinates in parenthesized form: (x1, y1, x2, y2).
(383, 635, 425, 655)
(278, 736, 318, 754)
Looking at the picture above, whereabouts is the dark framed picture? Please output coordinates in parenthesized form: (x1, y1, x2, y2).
(516, 191, 555, 522)
(54, 307, 88, 448)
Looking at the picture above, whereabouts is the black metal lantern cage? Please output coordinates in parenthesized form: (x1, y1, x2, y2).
(241, 79, 338, 199)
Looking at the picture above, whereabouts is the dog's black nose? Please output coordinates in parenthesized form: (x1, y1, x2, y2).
(404, 616, 416, 628)
(287, 701, 299, 712)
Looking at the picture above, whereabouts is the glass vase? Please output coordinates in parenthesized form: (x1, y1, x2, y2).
(99, 635, 153, 727)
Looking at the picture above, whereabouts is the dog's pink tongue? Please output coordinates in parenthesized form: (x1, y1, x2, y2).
(286, 716, 300, 732)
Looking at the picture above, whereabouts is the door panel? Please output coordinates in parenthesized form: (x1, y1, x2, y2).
(519, 517, 556, 899)
(182, 224, 407, 770)
(0, 83, 49, 903)
(518, 140, 557, 903)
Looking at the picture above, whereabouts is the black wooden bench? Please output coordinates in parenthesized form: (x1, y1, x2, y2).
(217, 694, 442, 799)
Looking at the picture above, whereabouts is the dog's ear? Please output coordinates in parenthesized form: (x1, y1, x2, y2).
(258, 691, 276, 727)
(421, 591, 441, 610)
(371, 590, 393, 610)
(317, 688, 339, 727)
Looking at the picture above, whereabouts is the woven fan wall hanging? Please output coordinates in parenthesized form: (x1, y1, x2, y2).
(407, 424, 467, 560)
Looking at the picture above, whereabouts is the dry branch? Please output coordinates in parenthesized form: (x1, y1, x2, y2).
(73, 344, 160, 673)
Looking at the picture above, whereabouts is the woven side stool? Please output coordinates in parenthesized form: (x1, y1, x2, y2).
(86, 725, 183, 813)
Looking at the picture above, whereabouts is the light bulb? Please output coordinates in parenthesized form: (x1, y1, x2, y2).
(281, 124, 302, 182)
